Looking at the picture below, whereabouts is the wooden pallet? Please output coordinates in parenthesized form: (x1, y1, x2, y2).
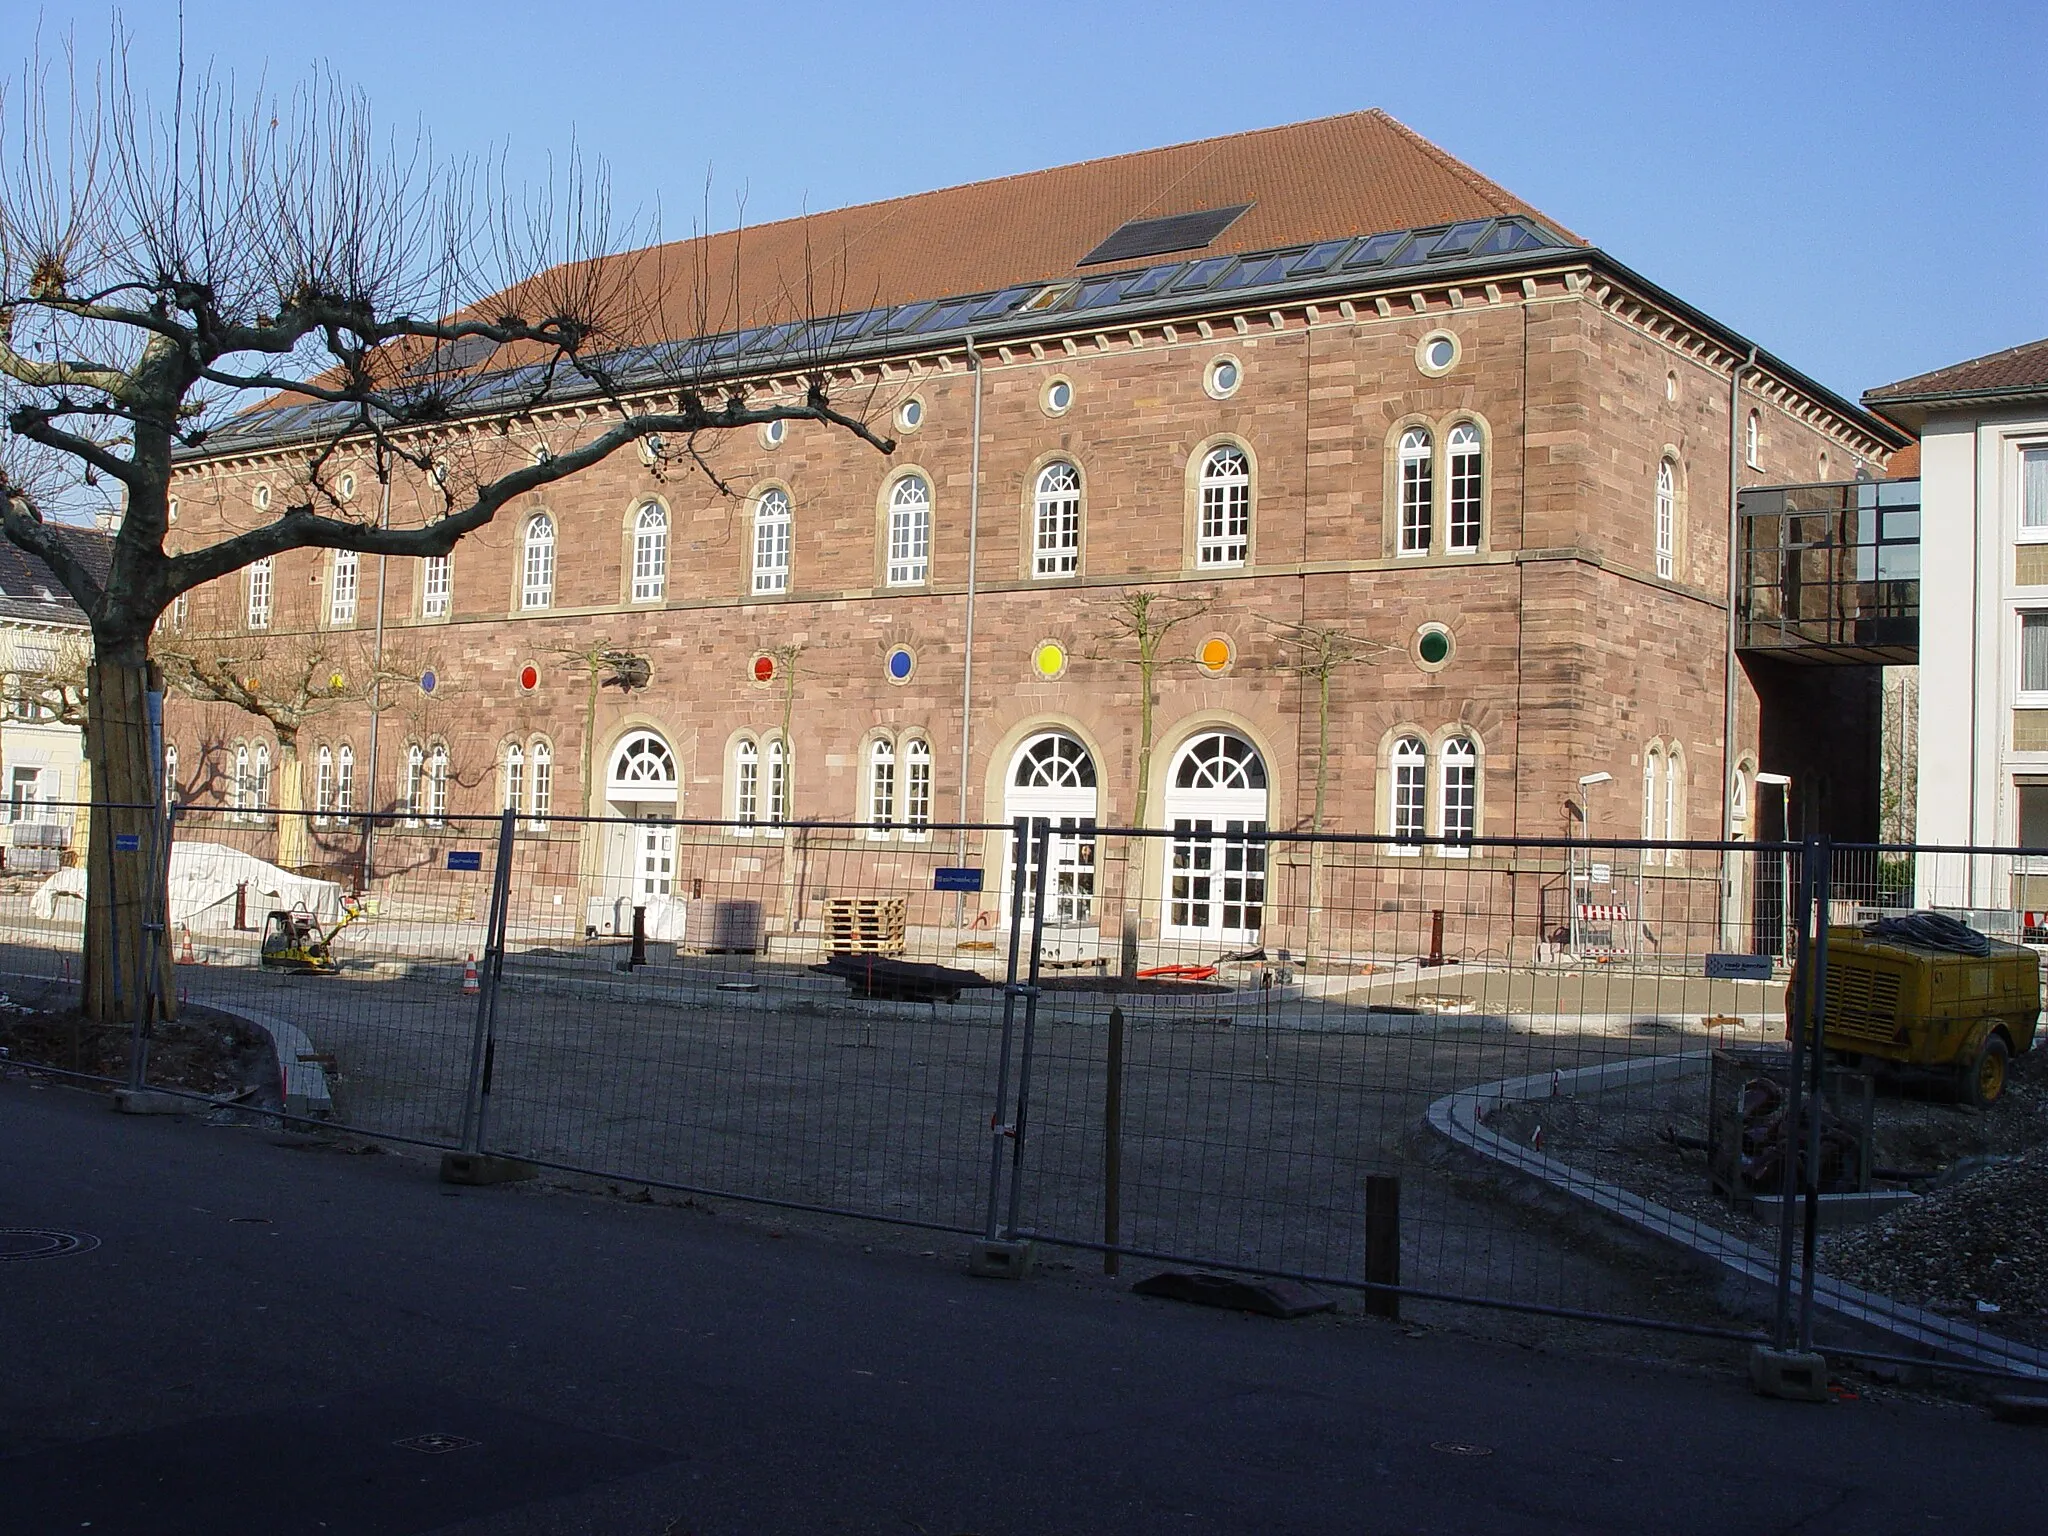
(823, 896, 907, 956)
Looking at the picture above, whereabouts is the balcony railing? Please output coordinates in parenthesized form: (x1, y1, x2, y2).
(1737, 479, 1919, 664)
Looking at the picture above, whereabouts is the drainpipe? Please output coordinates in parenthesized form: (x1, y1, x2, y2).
(1722, 344, 1759, 842)
(957, 335, 983, 863)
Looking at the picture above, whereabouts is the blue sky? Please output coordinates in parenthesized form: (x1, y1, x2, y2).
(44, 0, 2048, 401)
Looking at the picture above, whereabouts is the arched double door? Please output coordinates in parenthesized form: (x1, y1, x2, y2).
(1003, 731, 1098, 929)
(1162, 732, 1268, 947)
(600, 730, 680, 935)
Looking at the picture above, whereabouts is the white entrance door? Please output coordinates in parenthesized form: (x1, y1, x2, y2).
(1004, 732, 1098, 925)
(639, 820, 674, 899)
(1162, 733, 1269, 948)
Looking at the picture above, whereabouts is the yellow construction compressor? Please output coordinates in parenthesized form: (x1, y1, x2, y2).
(1798, 913, 2040, 1108)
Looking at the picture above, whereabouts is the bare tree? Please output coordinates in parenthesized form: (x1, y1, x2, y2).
(0, 35, 892, 1018)
(1083, 590, 1211, 831)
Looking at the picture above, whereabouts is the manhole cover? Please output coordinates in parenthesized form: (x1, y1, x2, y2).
(395, 1433, 481, 1455)
(0, 1228, 100, 1261)
(1430, 1442, 1493, 1457)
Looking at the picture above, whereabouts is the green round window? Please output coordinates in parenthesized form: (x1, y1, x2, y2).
(1418, 629, 1451, 666)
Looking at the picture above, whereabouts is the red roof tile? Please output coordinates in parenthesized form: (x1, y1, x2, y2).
(1867, 336, 2048, 403)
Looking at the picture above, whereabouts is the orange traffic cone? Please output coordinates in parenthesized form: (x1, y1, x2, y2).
(461, 953, 480, 995)
(178, 926, 196, 965)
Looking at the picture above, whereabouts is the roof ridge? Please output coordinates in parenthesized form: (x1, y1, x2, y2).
(1366, 110, 1582, 244)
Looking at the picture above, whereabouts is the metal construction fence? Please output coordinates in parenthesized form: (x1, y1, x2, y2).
(2, 803, 2044, 1382)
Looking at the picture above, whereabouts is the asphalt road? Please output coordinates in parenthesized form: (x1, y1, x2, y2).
(3, 1077, 2045, 1534)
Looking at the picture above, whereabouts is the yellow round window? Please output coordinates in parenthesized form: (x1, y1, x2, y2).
(1032, 641, 1067, 680)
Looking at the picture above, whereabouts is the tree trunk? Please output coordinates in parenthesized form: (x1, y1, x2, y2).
(83, 658, 176, 1023)
(275, 738, 308, 870)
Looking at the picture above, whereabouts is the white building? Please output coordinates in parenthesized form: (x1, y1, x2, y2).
(1867, 338, 2048, 911)
(0, 529, 108, 868)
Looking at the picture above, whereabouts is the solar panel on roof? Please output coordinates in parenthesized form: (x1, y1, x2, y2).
(1078, 204, 1253, 267)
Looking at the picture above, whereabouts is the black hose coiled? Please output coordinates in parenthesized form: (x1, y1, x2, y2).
(1861, 911, 1993, 956)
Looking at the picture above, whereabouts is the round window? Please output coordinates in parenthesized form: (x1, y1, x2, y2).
(1415, 625, 1454, 670)
(761, 418, 786, 448)
(1045, 379, 1073, 415)
(1031, 641, 1068, 681)
(1195, 635, 1234, 676)
(337, 472, 356, 502)
(1417, 332, 1460, 376)
(897, 398, 924, 432)
(253, 484, 271, 512)
(886, 645, 915, 684)
(1206, 358, 1241, 399)
(639, 433, 666, 465)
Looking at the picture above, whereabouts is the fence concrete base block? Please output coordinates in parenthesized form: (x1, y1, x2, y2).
(1749, 1190, 1919, 1231)
(1748, 1346, 1830, 1402)
(439, 1151, 537, 1186)
(1989, 1395, 2048, 1426)
(111, 1087, 194, 1115)
(966, 1239, 1035, 1280)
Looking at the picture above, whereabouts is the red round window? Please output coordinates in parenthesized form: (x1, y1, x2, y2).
(752, 654, 776, 684)
(519, 664, 539, 691)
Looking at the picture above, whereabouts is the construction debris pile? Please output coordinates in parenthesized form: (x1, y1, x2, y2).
(1823, 1148, 2048, 1331)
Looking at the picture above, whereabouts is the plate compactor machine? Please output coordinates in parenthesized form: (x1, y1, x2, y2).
(259, 902, 363, 976)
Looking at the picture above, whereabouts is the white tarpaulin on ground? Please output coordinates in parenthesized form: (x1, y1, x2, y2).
(31, 842, 344, 931)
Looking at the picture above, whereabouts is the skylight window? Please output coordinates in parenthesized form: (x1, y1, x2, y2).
(1078, 204, 1253, 267)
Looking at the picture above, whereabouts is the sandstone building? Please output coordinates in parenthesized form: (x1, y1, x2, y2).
(161, 111, 1907, 958)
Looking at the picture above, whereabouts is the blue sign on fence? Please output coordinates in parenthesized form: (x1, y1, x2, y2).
(933, 867, 984, 893)
(113, 833, 140, 852)
(1704, 952, 1775, 981)
(446, 850, 483, 872)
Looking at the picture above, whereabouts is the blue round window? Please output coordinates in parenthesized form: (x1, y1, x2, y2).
(419, 669, 438, 694)
(886, 646, 915, 683)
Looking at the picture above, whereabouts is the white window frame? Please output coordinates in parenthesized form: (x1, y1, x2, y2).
(330, 550, 359, 625)
(503, 743, 525, 815)
(753, 488, 792, 594)
(1196, 446, 1250, 568)
(164, 743, 179, 806)
(1655, 459, 1677, 580)
(315, 746, 334, 821)
(1746, 410, 1761, 470)
(733, 738, 761, 832)
(631, 502, 668, 603)
(903, 738, 933, 839)
(2020, 610, 2048, 704)
(252, 744, 271, 816)
(233, 747, 249, 815)
(404, 744, 425, 823)
(529, 742, 552, 829)
(1643, 745, 1663, 843)
(1033, 462, 1082, 578)
(1437, 737, 1477, 855)
(246, 557, 273, 629)
(866, 738, 896, 838)
(766, 737, 789, 827)
(886, 476, 931, 587)
(1663, 745, 1685, 866)
(427, 744, 449, 825)
(1391, 736, 1427, 853)
(1446, 424, 1482, 553)
(522, 514, 556, 610)
(336, 745, 354, 815)
(422, 554, 452, 617)
(1398, 429, 1433, 555)
(2021, 445, 2048, 539)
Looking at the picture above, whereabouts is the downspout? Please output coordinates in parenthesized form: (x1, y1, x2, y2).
(1721, 344, 1759, 842)
(361, 470, 391, 889)
(957, 336, 983, 862)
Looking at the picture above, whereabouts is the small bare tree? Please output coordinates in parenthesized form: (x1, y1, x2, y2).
(0, 36, 891, 1018)
(1084, 590, 1211, 830)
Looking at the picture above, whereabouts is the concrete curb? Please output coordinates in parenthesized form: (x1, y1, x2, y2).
(193, 997, 334, 1118)
(1425, 1052, 2048, 1381)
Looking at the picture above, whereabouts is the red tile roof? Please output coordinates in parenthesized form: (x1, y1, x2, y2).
(1867, 336, 2048, 404)
(506, 110, 1580, 347)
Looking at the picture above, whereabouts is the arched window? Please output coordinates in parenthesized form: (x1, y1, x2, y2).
(421, 554, 452, 618)
(1664, 744, 1685, 864)
(336, 744, 354, 814)
(164, 743, 179, 807)
(1164, 732, 1268, 941)
(631, 503, 668, 602)
(1439, 736, 1478, 848)
(608, 731, 677, 800)
(1643, 745, 1663, 843)
(1196, 446, 1250, 567)
(867, 738, 896, 836)
(246, 558, 273, 628)
(330, 551, 359, 625)
(733, 738, 761, 829)
(522, 513, 555, 610)
(428, 744, 449, 824)
(1398, 429, 1433, 555)
(315, 746, 334, 821)
(403, 744, 425, 821)
(1391, 736, 1427, 848)
(753, 488, 792, 595)
(1655, 459, 1677, 580)
(887, 475, 931, 586)
(529, 741, 552, 827)
(1446, 424, 1483, 552)
(1006, 732, 1099, 927)
(1033, 462, 1082, 578)
(1746, 409, 1761, 469)
(1731, 765, 1751, 831)
(503, 743, 525, 814)
(234, 745, 250, 814)
(252, 744, 271, 815)
(903, 738, 933, 838)
(765, 736, 789, 826)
